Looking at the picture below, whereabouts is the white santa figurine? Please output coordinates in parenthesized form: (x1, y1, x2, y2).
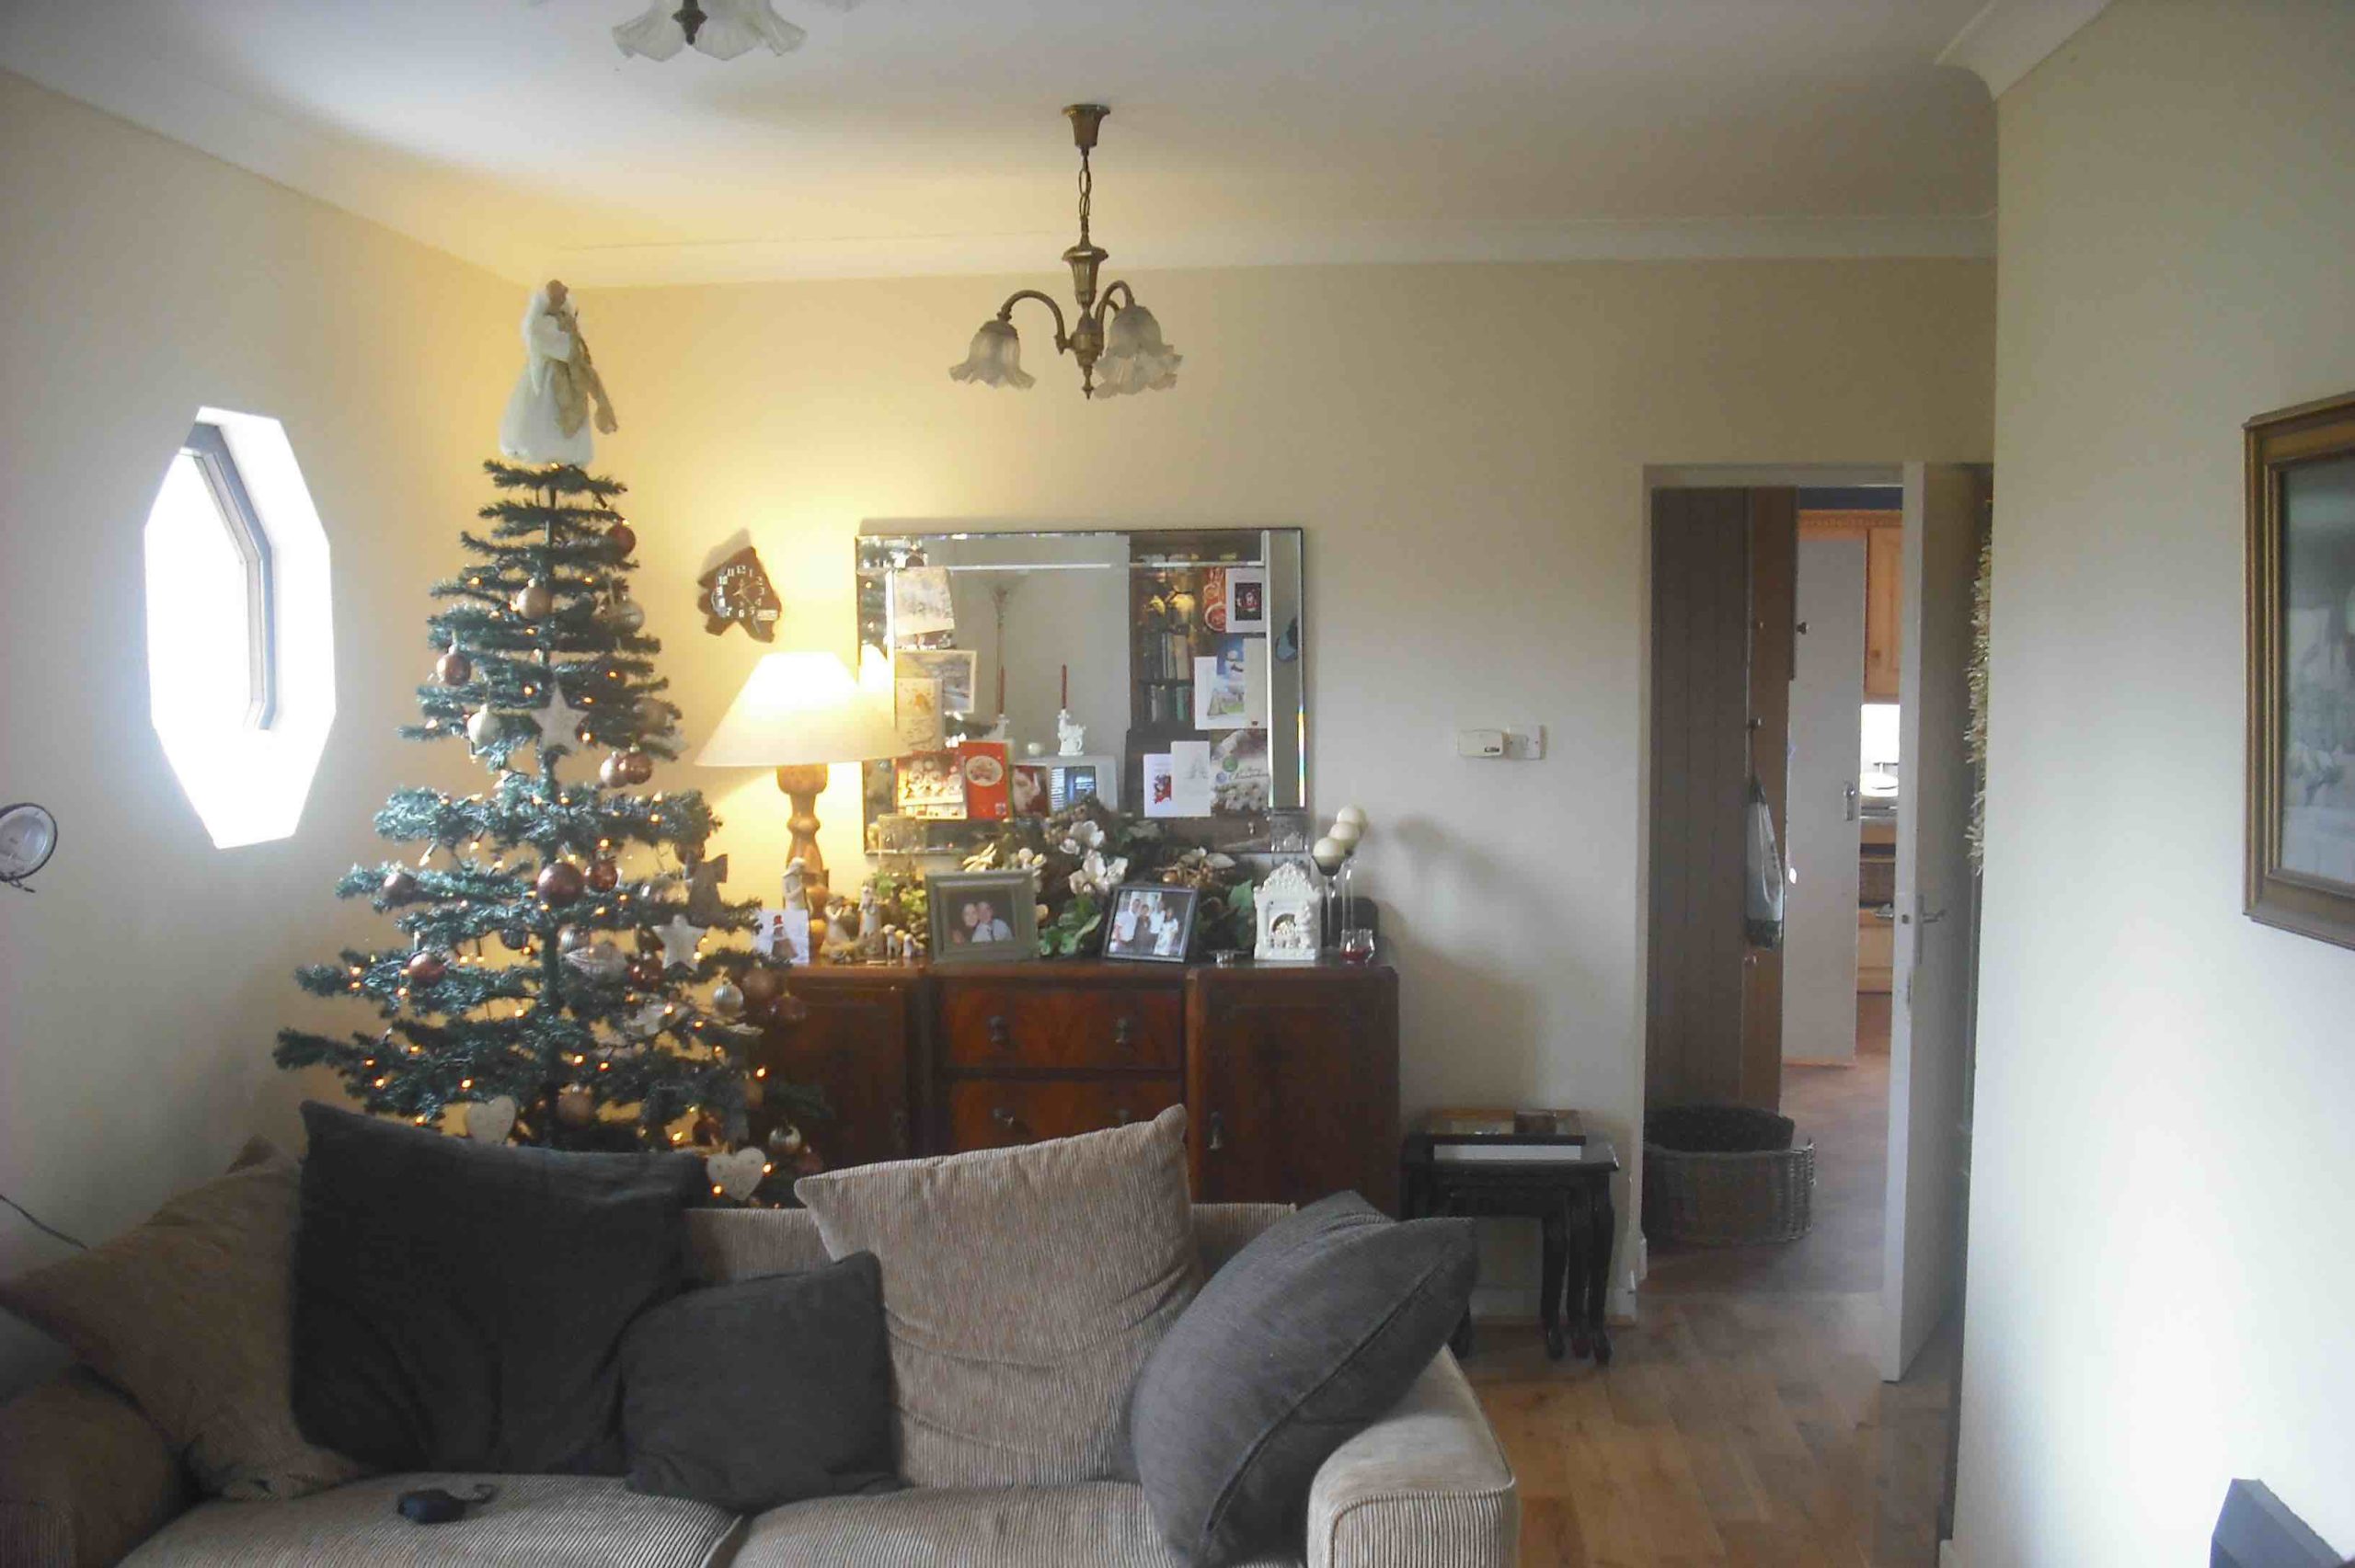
(500, 279, 618, 465)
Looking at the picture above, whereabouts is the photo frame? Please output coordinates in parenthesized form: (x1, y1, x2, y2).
(2246, 388, 2355, 950)
(1102, 883, 1200, 965)
(1254, 860, 1320, 963)
(926, 871, 1040, 965)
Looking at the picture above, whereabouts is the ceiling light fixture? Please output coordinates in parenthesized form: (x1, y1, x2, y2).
(950, 106, 1181, 401)
(608, 0, 856, 63)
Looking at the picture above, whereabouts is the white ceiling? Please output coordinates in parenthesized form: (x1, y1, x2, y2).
(0, 0, 2003, 286)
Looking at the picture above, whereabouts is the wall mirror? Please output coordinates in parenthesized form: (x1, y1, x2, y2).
(856, 525, 1307, 857)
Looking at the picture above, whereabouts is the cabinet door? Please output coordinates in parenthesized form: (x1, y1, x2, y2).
(752, 976, 914, 1170)
(1865, 524, 1904, 700)
(1189, 968, 1400, 1212)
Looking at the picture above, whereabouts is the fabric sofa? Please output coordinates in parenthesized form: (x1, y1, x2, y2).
(0, 1202, 1517, 1568)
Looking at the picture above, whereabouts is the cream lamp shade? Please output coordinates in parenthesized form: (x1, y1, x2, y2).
(696, 652, 900, 768)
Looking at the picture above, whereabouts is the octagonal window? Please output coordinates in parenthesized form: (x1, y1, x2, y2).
(143, 408, 334, 847)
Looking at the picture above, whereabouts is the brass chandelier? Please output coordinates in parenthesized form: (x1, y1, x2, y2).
(949, 106, 1182, 401)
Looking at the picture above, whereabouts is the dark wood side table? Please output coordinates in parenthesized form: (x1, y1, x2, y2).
(1399, 1135, 1621, 1364)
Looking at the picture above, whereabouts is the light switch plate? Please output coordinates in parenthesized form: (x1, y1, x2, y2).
(1501, 726, 1546, 761)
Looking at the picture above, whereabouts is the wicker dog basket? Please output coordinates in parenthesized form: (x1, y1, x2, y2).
(1642, 1104, 1815, 1246)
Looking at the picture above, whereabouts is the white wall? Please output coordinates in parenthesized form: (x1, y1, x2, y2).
(1957, 1, 2355, 1559)
(584, 258, 1994, 1304)
(0, 72, 514, 1391)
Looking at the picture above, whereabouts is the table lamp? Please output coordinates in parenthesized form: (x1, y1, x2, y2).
(697, 651, 902, 915)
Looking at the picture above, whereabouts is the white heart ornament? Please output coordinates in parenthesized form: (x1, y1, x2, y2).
(466, 1094, 518, 1145)
(706, 1147, 768, 1202)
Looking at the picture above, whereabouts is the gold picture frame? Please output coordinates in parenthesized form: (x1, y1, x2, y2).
(2246, 388, 2355, 948)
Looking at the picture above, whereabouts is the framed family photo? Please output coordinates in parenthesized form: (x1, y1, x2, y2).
(2246, 388, 2355, 949)
(1102, 884, 1200, 964)
(927, 870, 1039, 965)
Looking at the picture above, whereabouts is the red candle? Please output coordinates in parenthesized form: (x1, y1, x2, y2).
(1061, 664, 1069, 708)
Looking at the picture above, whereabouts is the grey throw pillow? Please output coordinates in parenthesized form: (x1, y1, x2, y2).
(793, 1105, 1200, 1488)
(1127, 1191, 1477, 1567)
(620, 1253, 897, 1512)
(0, 1141, 365, 1500)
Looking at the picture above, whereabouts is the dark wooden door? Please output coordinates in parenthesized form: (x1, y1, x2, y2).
(1188, 966, 1399, 1212)
(753, 970, 916, 1170)
(1647, 486, 1795, 1112)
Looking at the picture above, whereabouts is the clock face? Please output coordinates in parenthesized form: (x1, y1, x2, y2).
(0, 803, 57, 882)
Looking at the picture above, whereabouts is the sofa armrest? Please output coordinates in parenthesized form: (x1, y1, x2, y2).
(1305, 1348, 1517, 1568)
(0, 1368, 191, 1568)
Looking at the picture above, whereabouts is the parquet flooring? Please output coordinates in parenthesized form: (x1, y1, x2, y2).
(1466, 992, 1954, 1565)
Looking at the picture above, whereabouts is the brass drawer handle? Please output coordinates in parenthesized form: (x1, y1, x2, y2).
(1208, 1111, 1227, 1151)
(1113, 1018, 1135, 1050)
(1111, 1106, 1133, 1127)
(986, 1015, 1011, 1048)
(991, 1106, 1017, 1129)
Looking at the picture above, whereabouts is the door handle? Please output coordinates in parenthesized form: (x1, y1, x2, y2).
(1112, 1017, 1135, 1051)
(1922, 908, 1948, 925)
(986, 1015, 1011, 1048)
(1207, 1112, 1227, 1151)
(1844, 782, 1860, 822)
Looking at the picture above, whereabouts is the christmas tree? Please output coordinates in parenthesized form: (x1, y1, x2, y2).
(276, 461, 817, 1167)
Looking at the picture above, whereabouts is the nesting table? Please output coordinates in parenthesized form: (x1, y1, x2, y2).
(1399, 1134, 1621, 1364)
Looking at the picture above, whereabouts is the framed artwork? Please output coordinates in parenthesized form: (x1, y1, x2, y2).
(1103, 884, 1200, 964)
(926, 871, 1039, 964)
(1254, 861, 1320, 963)
(2246, 388, 2355, 949)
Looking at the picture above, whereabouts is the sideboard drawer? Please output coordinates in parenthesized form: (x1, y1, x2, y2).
(948, 1077, 1185, 1151)
(939, 983, 1183, 1072)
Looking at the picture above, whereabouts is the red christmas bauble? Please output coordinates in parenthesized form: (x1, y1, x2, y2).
(620, 750, 655, 784)
(587, 858, 619, 893)
(536, 861, 585, 905)
(608, 523, 637, 557)
(382, 869, 421, 904)
(740, 967, 785, 1006)
(405, 950, 448, 985)
(436, 648, 472, 684)
(628, 957, 664, 989)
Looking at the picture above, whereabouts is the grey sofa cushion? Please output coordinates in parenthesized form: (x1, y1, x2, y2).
(619, 1254, 895, 1512)
(729, 1480, 1296, 1568)
(120, 1475, 737, 1567)
(793, 1106, 1200, 1488)
(1128, 1193, 1477, 1567)
(293, 1104, 706, 1476)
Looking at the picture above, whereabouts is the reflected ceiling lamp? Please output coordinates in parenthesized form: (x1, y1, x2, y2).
(949, 106, 1182, 401)
(606, 0, 856, 63)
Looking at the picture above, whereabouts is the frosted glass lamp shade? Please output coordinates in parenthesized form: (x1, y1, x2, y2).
(949, 319, 1034, 389)
(696, 653, 901, 768)
(613, 0, 805, 61)
(1095, 302, 1181, 396)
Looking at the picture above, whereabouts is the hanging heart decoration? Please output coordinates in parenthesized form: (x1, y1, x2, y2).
(706, 1146, 769, 1202)
(465, 1094, 518, 1145)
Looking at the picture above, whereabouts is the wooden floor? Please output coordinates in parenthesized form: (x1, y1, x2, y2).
(1467, 990, 1955, 1566)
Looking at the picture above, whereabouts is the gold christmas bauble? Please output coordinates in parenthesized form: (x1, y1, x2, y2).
(556, 1088, 596, 1128)
(513, 579, 555, 620)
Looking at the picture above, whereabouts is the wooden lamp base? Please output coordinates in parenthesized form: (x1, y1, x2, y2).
(775, 763, 833, 943)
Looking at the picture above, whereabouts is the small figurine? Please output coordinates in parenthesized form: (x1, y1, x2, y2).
(499, 280, 617, 466)
(822, 894, 864, 960)
(856, 885, 886, 961)
(1057, 708, 1087, 757)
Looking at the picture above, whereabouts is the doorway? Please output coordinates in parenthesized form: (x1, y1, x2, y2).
(1633, 462, 1987, 1561)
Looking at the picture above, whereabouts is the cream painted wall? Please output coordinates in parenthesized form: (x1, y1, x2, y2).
(0, 72, 514, 1391)
(1957, 1, 2355, 1561)
(585, 258, 1993, 1304)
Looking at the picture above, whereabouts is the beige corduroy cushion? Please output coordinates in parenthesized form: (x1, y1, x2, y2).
(0, 1142, 364, 1501)
(794, 1106, 1200, 1489)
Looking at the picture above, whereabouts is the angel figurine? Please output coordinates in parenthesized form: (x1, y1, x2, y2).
(499, 280, 618, 466)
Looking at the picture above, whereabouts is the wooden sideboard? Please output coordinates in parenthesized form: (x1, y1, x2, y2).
(752, 960, 1399, 1212)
